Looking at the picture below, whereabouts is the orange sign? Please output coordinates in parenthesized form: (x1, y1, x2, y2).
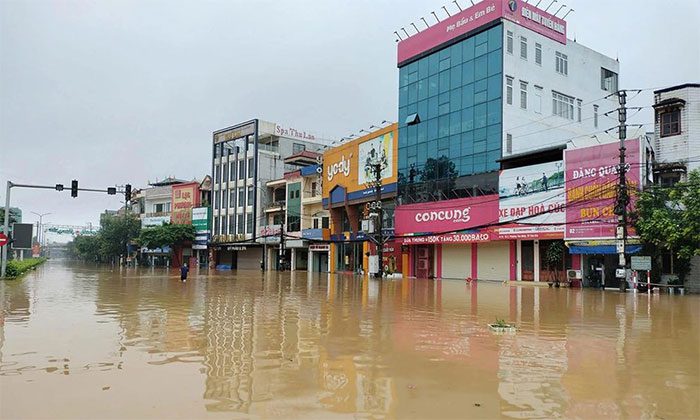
(171, 183, 200, 225)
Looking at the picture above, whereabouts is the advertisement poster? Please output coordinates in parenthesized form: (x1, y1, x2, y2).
(358, 132, 394, 185)
(565, 138, 642, 240)
(191, 207, 210, 249)
(171, 183, 199, 225)
(497, 160, 565, 238)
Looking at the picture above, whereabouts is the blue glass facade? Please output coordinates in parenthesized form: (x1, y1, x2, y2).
(398, 24, 503, 204)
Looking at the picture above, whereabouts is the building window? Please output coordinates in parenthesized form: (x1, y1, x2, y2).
(230, 162, 236, 181)
(215, 165, 221, 183)
(238, 160, 245, 179)
(246, 212, 253, 233)
(552, 91, 575, 119)
(214, 217, 219, 235)
(221, 216, 227, 235)
(222, 163, 228, 183)
(577, 99, 582, 122)
(601, 68, 618, 92)
(311, 181, 317, 197)
(520, 36, 527, 59)
(247, 186, 254, 206)
(534, 86, 543, 114)
(520, 81, 528, 109)
(506, 133, 512, 154)
(229, 190, 236, 208)
(506, 30, 513, 54)
(322, 216, 329, 229)
(555, 52, 568, 75)
(229, 215, 235, 234)
(222, 191, 227, 209)
(238, 188, 245, 208)
(594, 105, 599, 128)
(660, 110, 681, 137)
(237, 214, 244, 234)
(535, 43, 542, 65)
(248, 158, 254, 178)
(292, 143, 306, 154)
(506, 77, 513, 105)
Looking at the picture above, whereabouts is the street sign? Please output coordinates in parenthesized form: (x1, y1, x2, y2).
(0, 233, 7, 247)
(631, 256, 652, 271)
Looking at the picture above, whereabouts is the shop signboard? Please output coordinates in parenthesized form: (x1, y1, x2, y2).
(395, 194, 499, 236)
(497, 160, 565, 239)
(565, 138, 642, 240)
(142, 215, 170, 227)
(397, 0, 566, 64)
(192, 207, 210, 232)
(257, 224, 281, 244)
(631, 256, 652, 271)
(172, 183, 200, 225)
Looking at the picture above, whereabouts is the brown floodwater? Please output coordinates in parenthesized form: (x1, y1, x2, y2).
(1, 259, 698, 419)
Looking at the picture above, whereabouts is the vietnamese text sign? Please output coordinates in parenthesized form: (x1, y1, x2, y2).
(399, 231, 492, 244)
(192, 207, 210, 232)
(565, 138, 642, 240)
(395, 194, 499, 236)
(172, 183, 199, 225)
(631, 256, 652, 271)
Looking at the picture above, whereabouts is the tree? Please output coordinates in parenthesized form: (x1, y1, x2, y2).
(420, 156, 459, 199)
(99, 214, 141, 261)
(543, 240, 566, 286)
(139, 223, 195, 267)
(634, 170, 700, 283)
(72, 235, 104, 262)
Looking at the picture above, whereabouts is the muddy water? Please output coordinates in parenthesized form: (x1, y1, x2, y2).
(1, 260, 698, 419)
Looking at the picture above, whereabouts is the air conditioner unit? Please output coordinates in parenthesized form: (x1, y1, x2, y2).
(567, 270, 582, 280)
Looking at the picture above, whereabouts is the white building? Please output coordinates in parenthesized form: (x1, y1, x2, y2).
(210, 119, 332, 270)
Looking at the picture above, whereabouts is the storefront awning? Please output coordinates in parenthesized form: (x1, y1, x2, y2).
(568, 244, 642, 255)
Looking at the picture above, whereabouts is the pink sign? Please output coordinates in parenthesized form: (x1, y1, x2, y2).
(565, 139, 642, 240)
(399, 231, 492, 245)
(395, 194, 499, 235)
(397, 0, 566, 64)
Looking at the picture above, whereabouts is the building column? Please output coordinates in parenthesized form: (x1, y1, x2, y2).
(509, 240, 517, 281)
(533, 239, 541, 282)
(436, 244, 443, 279)
(471, 243, 478, 280)
(291, 248, 297, 271)
(516, 240, 523, 281)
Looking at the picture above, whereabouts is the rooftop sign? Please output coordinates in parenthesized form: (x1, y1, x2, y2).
(397, 0, 566, 65)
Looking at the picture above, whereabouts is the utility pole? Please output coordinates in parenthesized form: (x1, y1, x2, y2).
(279, 223, 285, 271)
(374, 163, 384, 279)
(616, 90, 628, 292)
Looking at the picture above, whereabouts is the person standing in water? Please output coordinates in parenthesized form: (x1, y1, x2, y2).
(180, 263, 189, 282)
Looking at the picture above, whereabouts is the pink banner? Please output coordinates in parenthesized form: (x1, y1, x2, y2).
(395, 194, 499, 235)
(397, 0, 566, 64)
(565, 139, 642, 240)
(399, 231, 492, 245)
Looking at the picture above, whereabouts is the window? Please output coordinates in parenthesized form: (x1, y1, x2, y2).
(222, 163, 228, 183)
(520, 36, 527, 59)
(555, 52, 568, 75)
(230, 190, 236, 208)
(313, 218, 319, 229)
(311, 182, 317, 197)
(247, 186, 254, 205)
(535, 43, 542, 65)
(215, 165, 221, 183)
(534, 86, 543, 114)
(238, 188, 245, 208)
(247, 159, 254, 178)
(213, 194, 219, 210)
(237, 214, 244, 234)
(506, 30, 513, 54)
(520, 81, 528, 109)
(322, 216, 329, 229)
(552, 91, 575, 119)
(238, 160, 245, 179)
(661, 110, 681, 137)
(506, 133, 512, 154)
(214, 217, 219, 235)
(221, 216, 227, 235)
(577, 99, 582, 122)
(601, 68, 618, 92)
(506, 77, 513, 105)
(230, 162, 235, 181)
(594, 105, 599, 128)
(292, 143, 306, 154)
(222, 191, 227, 209)
(229, 215, 235, 234)
(246, 212, 253, 233)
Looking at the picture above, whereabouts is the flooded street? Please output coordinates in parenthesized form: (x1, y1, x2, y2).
(1, 260, 698, 419)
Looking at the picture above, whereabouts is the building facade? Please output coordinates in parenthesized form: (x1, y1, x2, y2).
(210, 119, 331, 270)
(395, 0, 629, 284)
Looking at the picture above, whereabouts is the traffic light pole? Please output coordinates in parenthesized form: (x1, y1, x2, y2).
(1, 181, 128, 278)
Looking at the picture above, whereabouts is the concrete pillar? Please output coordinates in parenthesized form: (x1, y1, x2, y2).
(291, 248, 296, 271)
(533, 239, 540, 282)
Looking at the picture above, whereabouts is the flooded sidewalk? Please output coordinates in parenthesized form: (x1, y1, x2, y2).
(1, 260, 699, 418)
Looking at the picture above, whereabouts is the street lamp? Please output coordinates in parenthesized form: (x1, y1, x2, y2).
(31, 211, 51, 252)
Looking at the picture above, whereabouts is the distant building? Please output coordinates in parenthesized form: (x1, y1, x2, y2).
(210, 119, 332, 270)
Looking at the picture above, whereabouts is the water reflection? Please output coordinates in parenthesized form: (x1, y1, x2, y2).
(0, 260, 698, 419)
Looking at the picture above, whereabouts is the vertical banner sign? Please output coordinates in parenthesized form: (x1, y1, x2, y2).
(172, 183, 199, 225)
(191, 207, 210, 250)
(565, 138, 642, 240)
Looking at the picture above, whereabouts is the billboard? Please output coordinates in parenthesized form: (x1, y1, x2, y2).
(497, 160, 565, 238)
(172, 182, 200, 225)
(11, 223, 33, 249)
(142, 216, 170, 227)
(323, 124, 398, 201)
(397, 0, 566, 64)
(395, 194, 499, 236)
(192, 207, 210, 249)
(565, 138, 642, 240)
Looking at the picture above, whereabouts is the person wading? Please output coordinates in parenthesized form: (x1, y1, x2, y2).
(180, 263, 189, 282)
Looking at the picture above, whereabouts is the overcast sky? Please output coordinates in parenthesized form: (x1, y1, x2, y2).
(1, 0, 698, 241)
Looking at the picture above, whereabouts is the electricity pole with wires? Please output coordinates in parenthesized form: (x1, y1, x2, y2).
(616, 90, 629, 292)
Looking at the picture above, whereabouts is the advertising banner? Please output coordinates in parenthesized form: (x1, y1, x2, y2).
(398, 231, 492, 244)
(358, 132, 394, 185)
(257, 224, 281, 244)
(565, 138, 642, 240)
(172, 183, 200, 225)
(142, 215, 170, 227)
(397, 0, 566, 64)
(497, 160, 565, 238)
(191, 207, 210, 232)
(395, 194, 499, 236)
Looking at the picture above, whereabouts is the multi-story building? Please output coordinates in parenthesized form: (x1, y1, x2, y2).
(322, 123, 401, 275)
(394, 0, 623, 283)
(210, 119, 332, 270)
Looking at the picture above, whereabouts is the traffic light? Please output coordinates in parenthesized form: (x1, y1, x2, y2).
(107, 187, 117, 195)
(71, 180, 78, 198)
(55, 184, 64, 191)
(124, 184, 132, 202)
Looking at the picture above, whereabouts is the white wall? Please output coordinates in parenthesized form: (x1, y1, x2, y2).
(654, 86, 700, 173)
(502, 20, 621, 156)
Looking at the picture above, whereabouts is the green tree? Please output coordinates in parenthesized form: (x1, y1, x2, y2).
(72, 235, 104, 262)
(99, 214, 141, 260)
(633, 170, 700, 283)
(139, 223, 195, 267)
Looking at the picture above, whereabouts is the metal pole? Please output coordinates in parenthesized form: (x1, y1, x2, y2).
(617, 91, 628, 292)
(375, 163, 384, 279)
(2, 181, 12, 277)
